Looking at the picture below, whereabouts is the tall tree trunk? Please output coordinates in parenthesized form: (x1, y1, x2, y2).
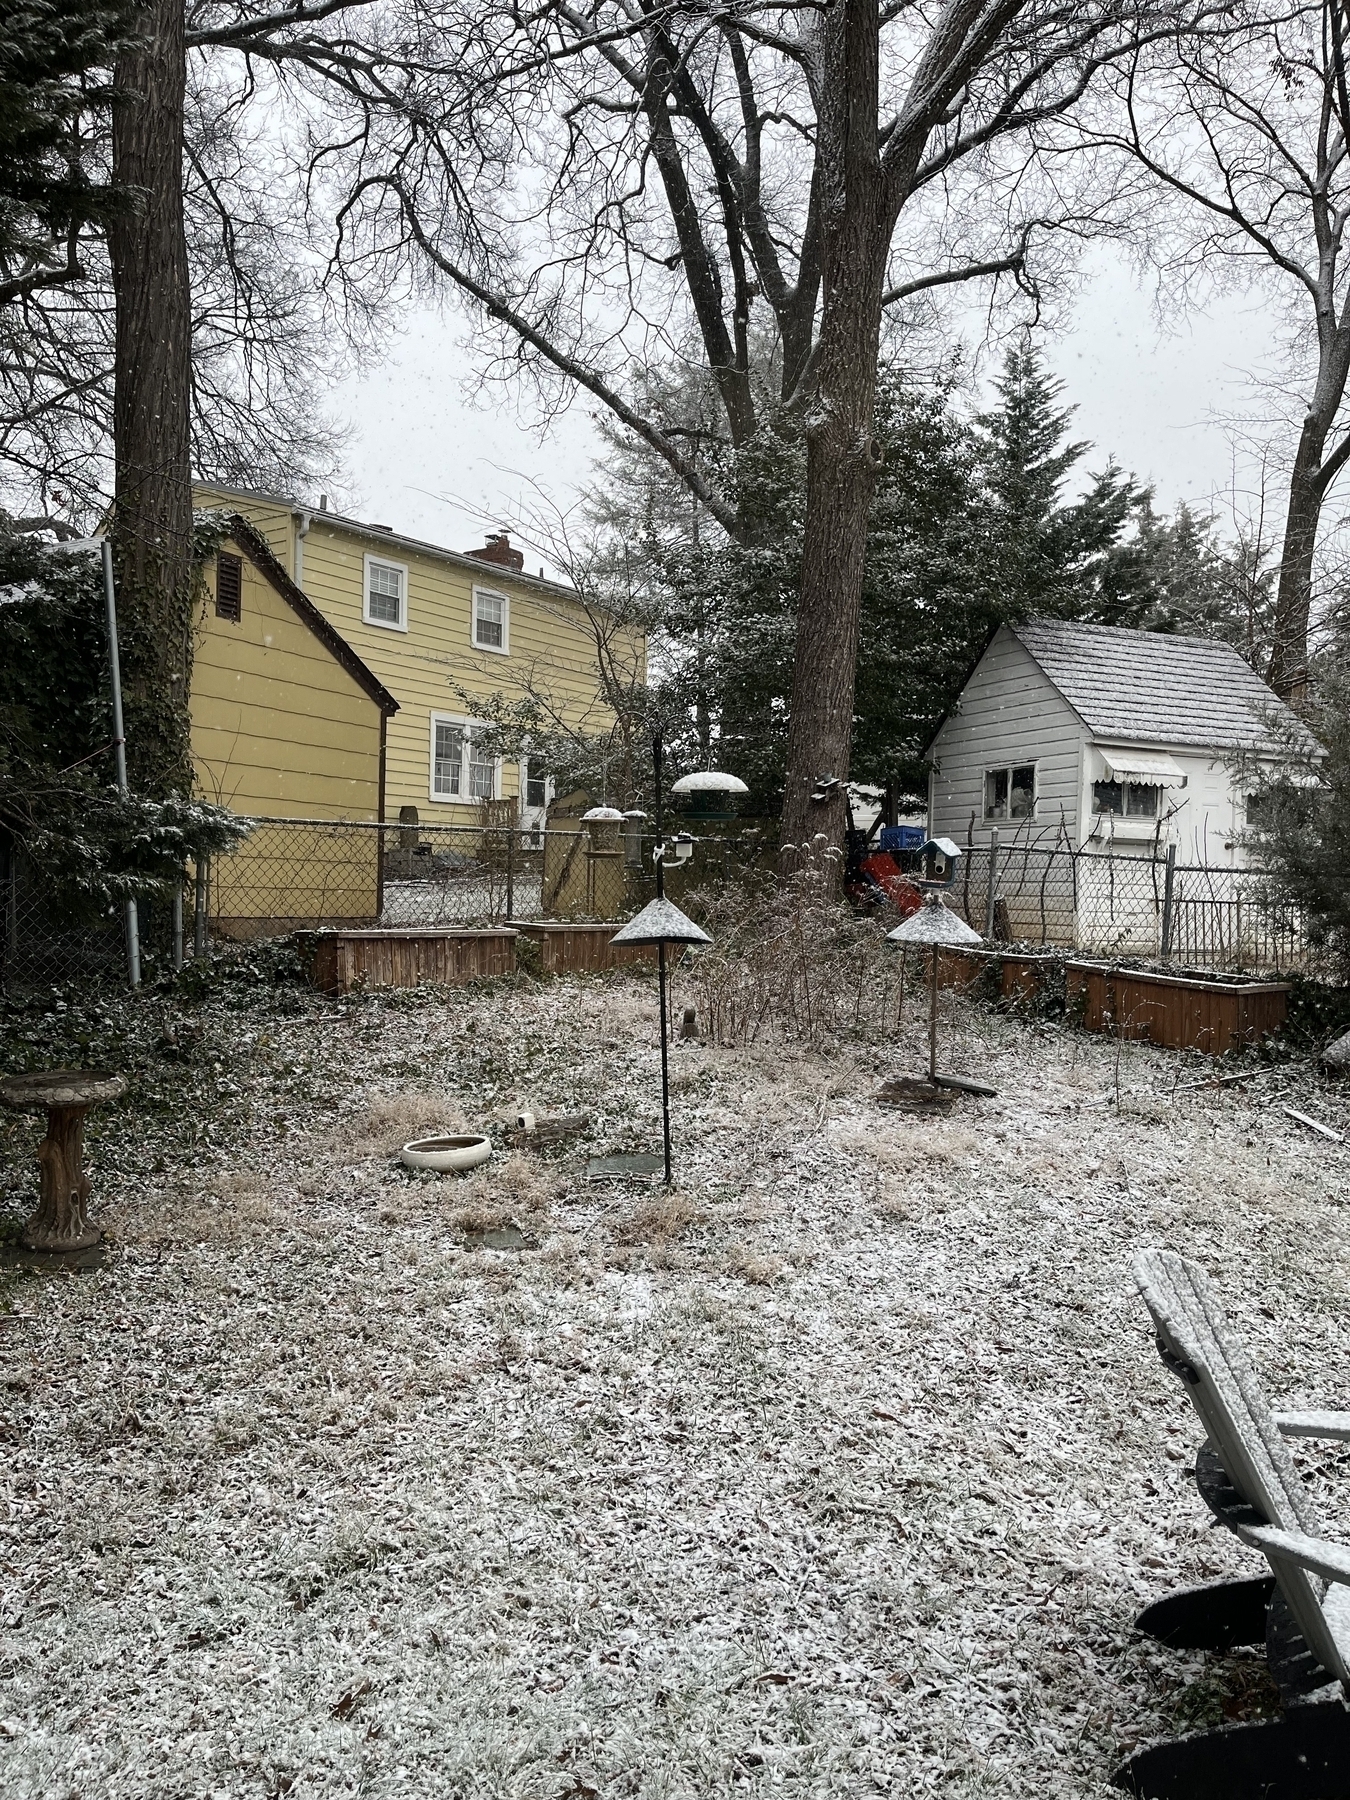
(108, 0, 194, 798)
(1269, 417, 1326, 707)
(779, 0, 888, 852)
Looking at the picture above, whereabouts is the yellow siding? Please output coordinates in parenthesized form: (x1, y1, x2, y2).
(191, 535, 385, 925)
(193, 485, 646, 822)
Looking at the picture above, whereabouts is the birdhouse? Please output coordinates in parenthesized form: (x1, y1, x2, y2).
(918, 837, 963, 889)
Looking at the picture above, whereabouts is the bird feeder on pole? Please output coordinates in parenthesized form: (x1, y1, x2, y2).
(886, 839, 994, 1092)
(606, 731, 744, 1183)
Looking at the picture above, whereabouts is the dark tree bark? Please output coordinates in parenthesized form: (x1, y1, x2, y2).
(1270, 346, 1350, 705)
(781, 0, 890, 849)
(108, 0, 194, 797)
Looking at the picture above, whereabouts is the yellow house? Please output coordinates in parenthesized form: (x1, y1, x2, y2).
(192, 482, 643, 829)
(193, 514, 399, 930)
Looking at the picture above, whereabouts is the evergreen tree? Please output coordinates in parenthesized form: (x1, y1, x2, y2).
(0, 0, 134, 302)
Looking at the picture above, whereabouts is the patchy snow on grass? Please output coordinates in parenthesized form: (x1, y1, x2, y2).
(1, 966, 1349, 1798)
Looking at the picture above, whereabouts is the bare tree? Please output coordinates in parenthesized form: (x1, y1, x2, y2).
(1095, 0, 1350, 702)
(295, 0, 1203, 847)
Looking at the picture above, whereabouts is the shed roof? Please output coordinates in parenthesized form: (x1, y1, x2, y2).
(1008, 618, 1319, 754)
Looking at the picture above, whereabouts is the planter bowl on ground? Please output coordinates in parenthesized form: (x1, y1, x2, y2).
(399, 1134, 492, 1174)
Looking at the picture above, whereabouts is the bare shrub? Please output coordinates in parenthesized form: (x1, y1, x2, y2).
(680, 846, 903, 1049)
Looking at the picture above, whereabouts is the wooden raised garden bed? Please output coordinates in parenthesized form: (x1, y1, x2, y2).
(512, 921, 656, 975)
(1065, 962, 1290, 1055)
(311, 928, 517, 995)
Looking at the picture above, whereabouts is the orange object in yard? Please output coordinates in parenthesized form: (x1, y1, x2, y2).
(858, 853, 923, 917)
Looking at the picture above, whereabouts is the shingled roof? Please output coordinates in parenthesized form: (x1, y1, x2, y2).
(1009, 618, 1319, 754)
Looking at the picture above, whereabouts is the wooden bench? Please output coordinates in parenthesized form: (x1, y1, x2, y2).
(1118, 1248, 1350, 1798)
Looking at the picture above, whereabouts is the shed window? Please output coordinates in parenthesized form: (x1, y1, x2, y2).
(364, 556, 406, 629)
(215, 552, 242, 622)
(473, 587, 508, 653)
(984, 763, 1036, 821)
(1094, 780, 1159, 818)
(431, 716, 499, 802)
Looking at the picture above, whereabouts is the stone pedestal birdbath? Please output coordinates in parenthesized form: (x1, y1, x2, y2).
(0, 1069, 127, 1256)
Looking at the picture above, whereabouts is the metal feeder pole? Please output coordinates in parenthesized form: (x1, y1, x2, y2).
(653, 728, 672, 1184)
(929, 943, 939, 1083)
(101, 541, 140, 989)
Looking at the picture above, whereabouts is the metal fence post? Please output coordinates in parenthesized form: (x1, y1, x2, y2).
(194, 855, 208, 958)
(984, 828, 999, 939)
(506, 824, 514, 922)
(101, 540, 139, 989)
(172, 882, 184, 970)
(1160, 843, 1177, 961)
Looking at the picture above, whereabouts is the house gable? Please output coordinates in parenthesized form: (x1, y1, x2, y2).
(191, 524, 394, 821)
(928, 626, 1089, 843)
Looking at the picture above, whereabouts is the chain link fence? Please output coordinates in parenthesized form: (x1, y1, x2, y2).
(2, 812, 1333, 992)
(949, 841, 1322, 974)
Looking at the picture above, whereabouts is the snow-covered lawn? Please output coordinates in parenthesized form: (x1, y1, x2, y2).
(2, 964, 1349, 1799)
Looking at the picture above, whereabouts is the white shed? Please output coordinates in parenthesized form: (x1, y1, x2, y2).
(926, 619, 1318, 867)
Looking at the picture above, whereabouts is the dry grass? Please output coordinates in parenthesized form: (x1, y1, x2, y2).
(723, 1245, 785, 1285)
(348, 1090, 469, 1155)
(612, 1192, 704, 1247)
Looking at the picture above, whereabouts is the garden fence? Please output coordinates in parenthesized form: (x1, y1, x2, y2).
(1, 814, 1334, 992)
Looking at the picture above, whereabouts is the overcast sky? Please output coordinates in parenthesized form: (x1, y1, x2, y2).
(328, 242, 1286, 573)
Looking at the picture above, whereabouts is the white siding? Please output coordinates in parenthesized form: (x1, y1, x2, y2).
(928, 628, 1089, 847)
(1078, 744, 1267, 867)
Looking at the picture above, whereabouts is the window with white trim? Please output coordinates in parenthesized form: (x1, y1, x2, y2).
(983, 763, 1036, 821)
(364, 554, 407, 630)
(430, 715, 499, 802)
(472, 585, 509, 654)
(1093, 779, 1159, 818)
(524, 762, 549, 811)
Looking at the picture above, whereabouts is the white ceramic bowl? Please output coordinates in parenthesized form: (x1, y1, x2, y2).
(399, 1134, 492, 1174)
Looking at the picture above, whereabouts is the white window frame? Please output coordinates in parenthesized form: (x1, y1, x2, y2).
(471, 583, 510, 656)
(520, 756, 553, 815)
(429, 712, 501, 805)
(1092, 777, 1161, 820)
(983, 761, 1038, 823)
(363, 553, 409, 633)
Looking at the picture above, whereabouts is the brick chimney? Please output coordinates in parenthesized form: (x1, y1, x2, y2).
(464, 530, 524, 573)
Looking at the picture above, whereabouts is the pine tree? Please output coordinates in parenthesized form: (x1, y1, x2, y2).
(0, 0, 134, 302)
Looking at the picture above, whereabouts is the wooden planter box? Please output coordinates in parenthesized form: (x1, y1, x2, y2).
(934, 946, 998, 991)
(311, 928, 517, 995)
(999, 952, 1054, 1005)
(511, 921, 656, 975)
(1066, 962, 1290, 1055)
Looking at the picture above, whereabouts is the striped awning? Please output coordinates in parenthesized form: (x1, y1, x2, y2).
(1098, 749, 1185, 785)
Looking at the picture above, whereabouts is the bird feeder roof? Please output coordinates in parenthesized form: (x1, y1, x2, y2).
(669, 770, 749, 796)
(886, 895, 983, 947)
(610, 898, 713, 946)
(581, 805, 625, 822)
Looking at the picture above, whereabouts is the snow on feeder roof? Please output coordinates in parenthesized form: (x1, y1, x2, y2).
(886, 892, 982, 947)
(581, 805, 625, 822)
(669, 770, 749, 796)
(610, 897, 712, 947)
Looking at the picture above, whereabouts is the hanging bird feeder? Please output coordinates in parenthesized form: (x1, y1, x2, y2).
(670, 768, 749, 820)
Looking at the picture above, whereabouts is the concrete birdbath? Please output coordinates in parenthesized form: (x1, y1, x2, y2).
(0, 1069, 127, 1259)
